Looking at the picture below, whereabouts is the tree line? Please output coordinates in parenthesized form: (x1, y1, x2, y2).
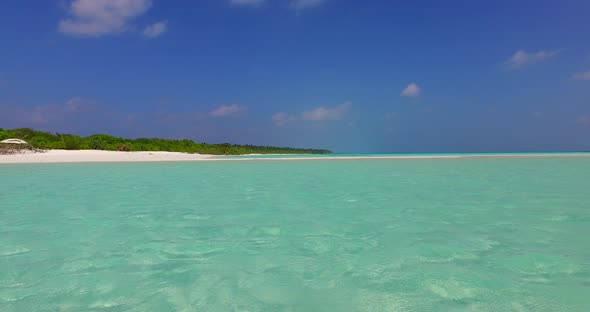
(0, 128, 331, 155)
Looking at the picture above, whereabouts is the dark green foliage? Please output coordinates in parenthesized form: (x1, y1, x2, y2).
(61, 135, 83, 150)
(0, 128, 331, 155)
(0, 128, 12, 141)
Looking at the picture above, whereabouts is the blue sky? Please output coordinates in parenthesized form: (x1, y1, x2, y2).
(1, 0, 589, 153)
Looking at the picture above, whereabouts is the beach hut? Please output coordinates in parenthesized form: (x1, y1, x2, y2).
(1, 138, 28, 145)
(0, 138, 33, 154)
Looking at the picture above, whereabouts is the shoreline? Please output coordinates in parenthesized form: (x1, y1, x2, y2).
(0, 150, 216, 164)
(0, 150, 589, 164)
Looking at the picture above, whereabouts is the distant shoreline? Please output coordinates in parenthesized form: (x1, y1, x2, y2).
(1, 150, 589, 164)
(0, 128, 332, 155)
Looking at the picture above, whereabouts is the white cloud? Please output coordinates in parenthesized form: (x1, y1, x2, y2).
(271, 101, 352, 126)
(272, 112, 290, 126)
(302, 101, 351, 121)
(230, 0, 265, 7)
(143, 21, 167, 38)
(572, 70, 590, 81)
(289, 0, 327, 11)
(210, 104, 246, 117)
(504, 49, 560, 69)
(231, 0, 326, 11)
(59, 0, 152, 37)
(401, 83, 421, 97)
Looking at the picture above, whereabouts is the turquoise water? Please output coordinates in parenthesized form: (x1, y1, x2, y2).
(1, 157, 589, 311)
(225, 152, 590, 159)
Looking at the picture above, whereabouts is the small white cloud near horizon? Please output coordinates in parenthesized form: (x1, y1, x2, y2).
(230, 0, 265, 7)
(289, 0, 327, 11)
(143, 21, 167, 38)
(504, 49, 560, 69)
(302, 101, 352, 121)
(572, 70, 590, 80)
(401, 83, 421, 97)
(210, 104, 246, 117)
(59, 0, 153, 37)
(272, 101, 352, 126)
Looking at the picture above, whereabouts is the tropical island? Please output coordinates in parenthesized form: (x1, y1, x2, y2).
(0, 128, 331, 155)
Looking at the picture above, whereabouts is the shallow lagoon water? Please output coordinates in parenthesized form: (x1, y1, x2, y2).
(1, 156, 589, 311)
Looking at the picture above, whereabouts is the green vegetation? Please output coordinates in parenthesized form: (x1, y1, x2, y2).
(0, 128, 331, 155)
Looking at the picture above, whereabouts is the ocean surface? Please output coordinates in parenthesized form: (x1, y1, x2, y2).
(1, 155, 589, 311)
(224, 152, 590, 159)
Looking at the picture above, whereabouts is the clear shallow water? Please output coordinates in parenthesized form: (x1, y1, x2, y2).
(224, 152, 590, 159)
(1, 157, 589, 311)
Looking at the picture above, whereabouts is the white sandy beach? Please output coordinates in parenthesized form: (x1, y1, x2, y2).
(0, 150, 454, 163)
(1, 150, 589, 164)
(0, 150, 217, 164)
